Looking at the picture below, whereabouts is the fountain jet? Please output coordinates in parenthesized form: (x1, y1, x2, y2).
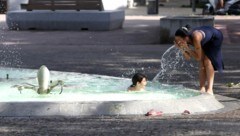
(13, 65, 64, 94)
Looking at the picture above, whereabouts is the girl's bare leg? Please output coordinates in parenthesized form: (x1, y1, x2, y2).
(219, 0, 224, 8)
(204, 56, 215, 95)
(216, 0, 224, 9)
(199, 52, 207, 93)
(199, 61, 206, 93)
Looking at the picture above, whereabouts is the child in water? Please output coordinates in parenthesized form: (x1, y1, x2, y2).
(128, 73, 147, 91)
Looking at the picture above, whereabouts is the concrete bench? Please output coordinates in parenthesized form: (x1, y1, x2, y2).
(21, 0, 104, 11)
(6, 0, 125, 31)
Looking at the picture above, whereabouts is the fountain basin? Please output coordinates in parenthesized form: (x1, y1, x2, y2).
(0, 94, 223, 116)
(0, 67, 224, 116)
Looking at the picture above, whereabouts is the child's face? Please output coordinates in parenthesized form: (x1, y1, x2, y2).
(139, 78, 147, 87)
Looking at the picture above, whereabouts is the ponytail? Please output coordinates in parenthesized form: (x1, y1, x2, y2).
(175, 24, 191, 38)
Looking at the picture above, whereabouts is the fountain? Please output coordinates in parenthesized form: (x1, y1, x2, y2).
(13, 65, 64, 94)
(0, 64, 224, 116)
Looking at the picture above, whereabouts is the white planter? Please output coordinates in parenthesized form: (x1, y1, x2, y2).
(7, 0, 28, 11)
(102, 0, 127, 10)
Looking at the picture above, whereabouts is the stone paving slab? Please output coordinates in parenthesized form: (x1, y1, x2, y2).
(0, 112, 240, 136)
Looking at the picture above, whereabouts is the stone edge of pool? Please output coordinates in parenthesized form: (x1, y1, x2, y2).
(0, 93, 230, 117)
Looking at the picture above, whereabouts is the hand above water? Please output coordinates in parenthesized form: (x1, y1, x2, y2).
(174, 41, 189, 51)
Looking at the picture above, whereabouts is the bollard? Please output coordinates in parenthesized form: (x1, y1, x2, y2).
(192, 0, 196, 13)
(147, 0, 159, 14)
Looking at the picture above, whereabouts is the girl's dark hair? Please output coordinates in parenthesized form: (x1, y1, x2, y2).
(175, 24, 191, 38)
(130, 73, 147, 87)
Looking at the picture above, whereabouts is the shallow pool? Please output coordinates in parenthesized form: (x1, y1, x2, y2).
(0, 67, 200, 102)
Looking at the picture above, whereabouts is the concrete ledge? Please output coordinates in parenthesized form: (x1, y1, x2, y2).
(7, 0, 127, 11)
(0, 94, 224, 116)
(160, 16, 214, 43)
(6, 10, 125, 31)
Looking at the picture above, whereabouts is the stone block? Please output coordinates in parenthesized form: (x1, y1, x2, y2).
(7, 10, 125, 31)
(159, 16, 214, 43)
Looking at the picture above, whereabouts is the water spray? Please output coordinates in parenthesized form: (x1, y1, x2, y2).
(153, 45, 199, 87)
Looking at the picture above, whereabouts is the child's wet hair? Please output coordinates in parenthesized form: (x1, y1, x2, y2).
(131, 73, 147, 87)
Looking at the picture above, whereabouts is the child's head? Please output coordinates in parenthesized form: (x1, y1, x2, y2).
(131, 73, 147, 87)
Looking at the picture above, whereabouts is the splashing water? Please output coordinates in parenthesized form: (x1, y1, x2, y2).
(153, 45, 199, 87)
(0, 22, 23, 68)
(0, 43, 22, 67)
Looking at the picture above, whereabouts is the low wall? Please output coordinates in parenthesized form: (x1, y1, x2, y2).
(7, 0, 128, 11)
(159, 16, 214, 44)
(7, 10, 125, 31)
(6, 0, 126, 31)
(0, 94, 224, 116)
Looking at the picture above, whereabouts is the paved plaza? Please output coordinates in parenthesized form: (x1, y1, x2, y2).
(0, 0, 240, 135)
